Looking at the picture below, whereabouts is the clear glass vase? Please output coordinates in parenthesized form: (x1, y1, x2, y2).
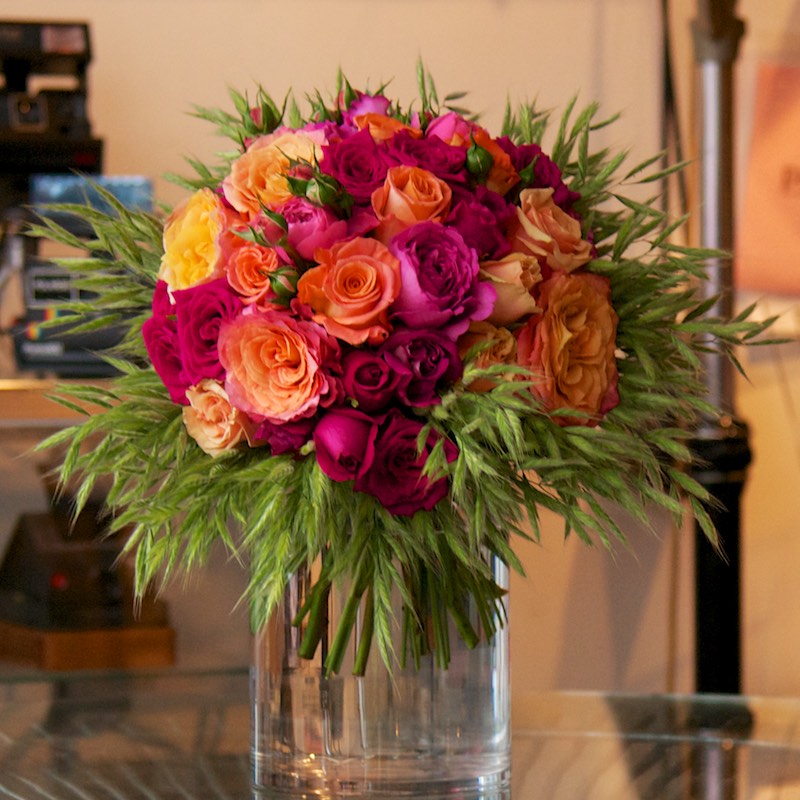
(251, 557, 510, 798)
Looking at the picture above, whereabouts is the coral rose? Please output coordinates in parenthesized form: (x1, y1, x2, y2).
(516, 271, 619, 426)
(223, 129, 326, 217)
(158, 189, 237, 290)
(183, 379, 254, 456)
(218, 309, 340, 423)
(508, 188, 593, 274)
(371, 165, 452, 243)
(226, 243, 285, 308)
(354, 112, 422, 143)
(471, 127, 519, 196)
(297, 237, 401, 345)
(481, 253, 542, 326)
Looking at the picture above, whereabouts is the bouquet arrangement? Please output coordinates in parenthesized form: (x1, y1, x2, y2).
(35, 67, 772, 676)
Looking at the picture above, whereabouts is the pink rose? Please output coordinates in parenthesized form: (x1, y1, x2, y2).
(426, 112, 473, 148)
(279, 196, 348, 261)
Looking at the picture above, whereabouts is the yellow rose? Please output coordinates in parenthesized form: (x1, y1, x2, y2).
(508, 188, 593, 273)
(158, 188, 232, 290)
(458, 321, 517, 393)
(223, 129, 326, 217)
(480, 253, 542, 326)
(183, 379, 254, 456)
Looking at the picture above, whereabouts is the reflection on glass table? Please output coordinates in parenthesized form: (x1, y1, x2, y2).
(1, 667, 800, 798)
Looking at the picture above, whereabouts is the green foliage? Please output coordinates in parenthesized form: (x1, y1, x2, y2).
(33, 72, 777, 677)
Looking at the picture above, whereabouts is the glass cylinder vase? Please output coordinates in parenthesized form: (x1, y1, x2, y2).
(251, 557, 510, 798)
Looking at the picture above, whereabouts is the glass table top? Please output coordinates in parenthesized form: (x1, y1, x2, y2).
(1, 666, 799, 799)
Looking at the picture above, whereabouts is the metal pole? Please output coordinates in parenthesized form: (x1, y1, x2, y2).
(690, 0, 750, 696)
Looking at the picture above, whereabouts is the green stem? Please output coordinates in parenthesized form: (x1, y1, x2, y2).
(324, 560, 369, 676)
(352, 583, 374, 677)
(297, 578, 331, 661)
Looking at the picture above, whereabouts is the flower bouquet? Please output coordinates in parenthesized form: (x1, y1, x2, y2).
(33, 65, 771, 793)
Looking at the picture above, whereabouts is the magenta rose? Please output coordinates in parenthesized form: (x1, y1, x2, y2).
(320, 128, 393, 204)
(313, 407, 381, 482)
(142, 313, 189, 405)
(389, 221, 496, 336)
(496, 137, 579, 211)
(279, 197, 348, 261)
(151, 279, 174, 317)
(252, 416, 315, 455)
(342, 349, 402, 412)
(173, 278, 243, 386)
(380, 328, 463, 407)
(354, 409, 458, 516)
(447, 186, 514, 260)
(385, 129, 468, 186)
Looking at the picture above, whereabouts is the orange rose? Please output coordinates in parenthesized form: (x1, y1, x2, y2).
(218, 310, 337, 422)
(472, 128, 519, 196)
(159, 189, 239, 290)
(481, 253, 542, 326)
(458, 321, 517, 393)
(371, 165, 452, 244)
(222, 129, 326, 217)
(183, 379, 254, 456)
(226, 243, 283, 308)
(354, 112, 422, 143)
(516, 271, 619, 426)
(297, 237, 401, 345)
(508, 188, 593, 273)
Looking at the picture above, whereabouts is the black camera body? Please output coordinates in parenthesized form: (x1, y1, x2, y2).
(0, 20, 103, 214)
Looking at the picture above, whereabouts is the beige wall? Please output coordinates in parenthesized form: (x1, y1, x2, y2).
(2, 0, 799, 699)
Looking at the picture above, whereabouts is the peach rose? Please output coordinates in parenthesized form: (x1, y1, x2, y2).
(222, 129, 326, 217)
(508, 188, 593, 273)
(218, 309, 338, 422)
(158, 189, 237, 290)
(481, 253, 542, 326)
(226, 243, 284, 308)
(297, 237, 401, 345)
(354, 112, 422, 143)
(472, 127, 519, 196)
(516, 271, 619, 426)
(183, 379, 254, 456)
(458, 321, 517, 393)
(371, 165, 452, 244)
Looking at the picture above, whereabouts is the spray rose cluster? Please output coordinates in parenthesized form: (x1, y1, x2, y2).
(143, 85, 620, 516)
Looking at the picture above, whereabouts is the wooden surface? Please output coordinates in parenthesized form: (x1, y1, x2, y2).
(0, 620, 176, 671)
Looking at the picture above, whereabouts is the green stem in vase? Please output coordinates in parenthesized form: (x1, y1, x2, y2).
(324, 560, 369, 676)
(353, 583, 375, 677)
(296, 576, 332, 661)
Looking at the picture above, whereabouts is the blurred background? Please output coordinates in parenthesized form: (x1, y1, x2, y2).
(0, 0, 798, 702)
